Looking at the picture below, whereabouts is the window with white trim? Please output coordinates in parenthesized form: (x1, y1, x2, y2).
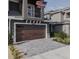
(28, 4, 35, 17)
(28, 4, 43, 18)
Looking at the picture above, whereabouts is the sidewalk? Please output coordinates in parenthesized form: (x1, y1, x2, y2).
(26, 46, 70, 59)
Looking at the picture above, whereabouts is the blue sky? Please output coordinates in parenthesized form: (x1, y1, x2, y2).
(45, 0, 70, 12)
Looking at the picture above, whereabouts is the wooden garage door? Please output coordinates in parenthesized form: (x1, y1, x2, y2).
(16, 24, 46, 42)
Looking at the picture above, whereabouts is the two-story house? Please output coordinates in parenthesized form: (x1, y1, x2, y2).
(8, 0, 47, 44)
(44, 7, 70, 37)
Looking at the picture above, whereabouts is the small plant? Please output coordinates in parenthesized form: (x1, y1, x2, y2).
(53, 32, 70, 45)
(54, 32, 68, 39)
(64, 37, 70, 44)
(10, 45, 24, 59)
(8, 33, 13, 45)
(50, 32, 54, 37)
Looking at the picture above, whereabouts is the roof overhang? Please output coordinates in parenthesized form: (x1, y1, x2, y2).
(9, 0, 19, 3)
(44, 20, 70, 25)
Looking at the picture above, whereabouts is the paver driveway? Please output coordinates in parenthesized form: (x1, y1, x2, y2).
(14, 39, 66, 58)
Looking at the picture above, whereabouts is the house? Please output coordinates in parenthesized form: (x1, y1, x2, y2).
(8, 0, 47, 44)
(8, 0, 70, 44)
(44, 7, 70, 37)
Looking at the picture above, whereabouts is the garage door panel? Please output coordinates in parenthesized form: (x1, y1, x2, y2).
(16, 24, 46, 42)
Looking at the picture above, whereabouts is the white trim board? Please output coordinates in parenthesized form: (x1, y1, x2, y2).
(13, 23, 47, 44)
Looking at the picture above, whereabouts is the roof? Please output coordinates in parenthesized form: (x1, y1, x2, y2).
(45, 7, 70, 15)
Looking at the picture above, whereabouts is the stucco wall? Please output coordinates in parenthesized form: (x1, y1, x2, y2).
(63, 24, 70, 35)
(63, 10, 70, 21)
(51, 13, 61, 22)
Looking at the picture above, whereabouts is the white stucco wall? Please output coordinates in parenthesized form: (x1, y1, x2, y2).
(51, 13, 61, 22)
(63, 10, 70, 21)
(48, 9, 70, 22)
(44, 14, 50, 20)
(63, 24, 70, 35)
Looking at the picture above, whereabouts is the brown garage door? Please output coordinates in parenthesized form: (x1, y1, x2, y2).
(16, 24, 46, 42)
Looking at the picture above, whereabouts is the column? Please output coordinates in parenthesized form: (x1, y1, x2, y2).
(30, 20, 32, 23)
(26, 20, 28, 23)
(39, 21, 41, 24)
(8, 19, 11, 33)
(47, 24, 50, 38)
(33, 20, 35, 23)
(22, 0, 28, 19)
(36, 20, 39, 24)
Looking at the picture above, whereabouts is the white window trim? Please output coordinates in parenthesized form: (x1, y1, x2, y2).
(27, 4, 43, 18)
(28, 4, 35, 17)
(40, 8, 44, 18)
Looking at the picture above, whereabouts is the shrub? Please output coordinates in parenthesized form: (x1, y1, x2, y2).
(8, 33, 13, 45)
(64, 37, 70, 44)
(54, 32, 68, 39)
(53, 32, 70, 45)
(53, 37, 70, 45)
(50, 32, 54, 37)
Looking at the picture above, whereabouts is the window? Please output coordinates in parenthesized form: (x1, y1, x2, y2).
(28, 4, 43, 18)
(9, 1, 22, 16)
(35, 7, 41, 18)
(9, 1, 19, 11)
(28, 4, 35, 17)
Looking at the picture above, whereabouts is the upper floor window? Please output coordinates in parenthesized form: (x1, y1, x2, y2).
(28, 4, 35, 17)
(28, 4, 43, 18)
(8, 1, 22, 16)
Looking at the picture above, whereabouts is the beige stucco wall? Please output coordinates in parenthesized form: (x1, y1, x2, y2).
(49, 9, 70, 22)
(22, 0, 28, 19)
(51, 13, 61, 22)
(63, 24, 70, 35)
(63, 10, 70, 21)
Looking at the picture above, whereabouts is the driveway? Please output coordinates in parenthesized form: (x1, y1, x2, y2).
(14, 39, 66, 58)
(27, 46, 70, 59)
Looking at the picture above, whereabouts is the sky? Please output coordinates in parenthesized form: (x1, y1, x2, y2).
(44, 0, 70, 12)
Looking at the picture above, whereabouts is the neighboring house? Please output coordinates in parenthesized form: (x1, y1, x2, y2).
(44, 7, 70, 36)
(8, 0, 47, 44)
